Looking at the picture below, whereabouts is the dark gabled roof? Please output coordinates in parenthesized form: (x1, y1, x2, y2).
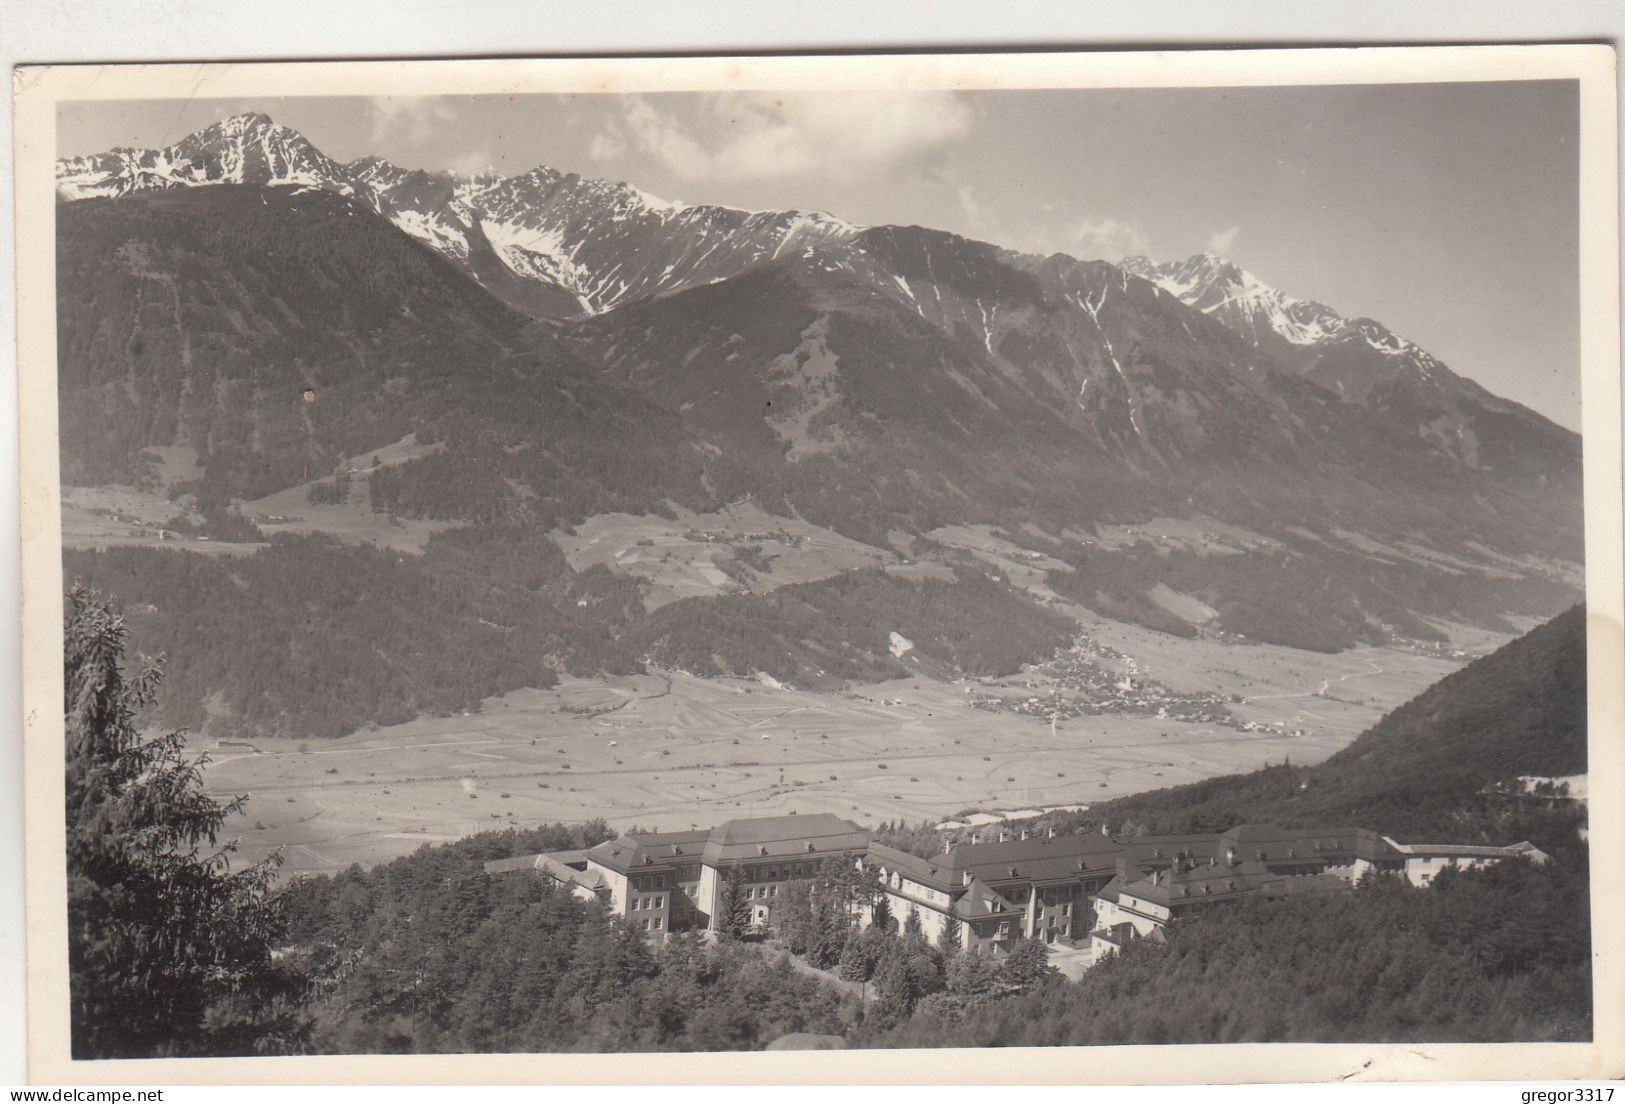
(1121, 833, 1224, 869)
(483, 853, 545, 875)
(1260, 873, 1352, 900)
(952, 879, 1024, 920)
(483, 852, 607, 892)
(1216, 823, 1401, 865)
(865, 842, 954, 889)
(584, 829, 711, 874)
(703, 813, 869, 864)
(1126, 859, 1275, 907)
(942, 832, 1122, 883)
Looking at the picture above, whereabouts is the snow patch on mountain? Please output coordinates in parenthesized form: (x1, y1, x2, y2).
(387, 209, 470, 260)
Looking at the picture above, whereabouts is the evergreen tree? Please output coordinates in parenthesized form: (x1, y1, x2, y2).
(903, 903, 925, 943)
(944, 948, 1001, 997)
(838, 931, 870, 983)
(64, 585, 306, 1058)
(715, 868, 751, 940)
(998, 937, 1059, 994)
(872, 946, 918, 1023)
(775, 880, 815, 955)
(811, 894, 849, 969)
(939, 914, 963, 957)
(871, 895, 895, 934)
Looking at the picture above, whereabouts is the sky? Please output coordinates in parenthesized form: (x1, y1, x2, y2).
(59, 82, 1581, 429)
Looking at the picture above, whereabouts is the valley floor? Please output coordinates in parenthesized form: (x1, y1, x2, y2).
(202, 620, 1483, 879)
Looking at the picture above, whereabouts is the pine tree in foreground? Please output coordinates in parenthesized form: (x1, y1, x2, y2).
(64, 584, 307, 1058)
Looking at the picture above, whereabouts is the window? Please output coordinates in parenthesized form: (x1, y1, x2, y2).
(653, 917, 663, 930)
(641, 918, 650, 931)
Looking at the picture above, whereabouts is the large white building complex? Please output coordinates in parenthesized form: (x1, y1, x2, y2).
(487, 812, 1548, 957)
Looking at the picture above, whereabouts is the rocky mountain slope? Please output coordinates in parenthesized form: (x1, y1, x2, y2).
(59, 113, 861, 319)
(56, 183, 729, 520)
(1122, 253, 1577, 487)
(56, 114, 1585, 661)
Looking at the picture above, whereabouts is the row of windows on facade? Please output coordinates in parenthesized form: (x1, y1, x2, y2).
(630, 895, 666, 911)
(633, 863, 820, 894)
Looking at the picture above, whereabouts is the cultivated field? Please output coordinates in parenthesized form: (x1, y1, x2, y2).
(205, 632, 1473, 879)
(240, 433, 453, 553)
(61, 435, 453, 556)
(552, 501, 894, 609)
(61, 484, 267, 557)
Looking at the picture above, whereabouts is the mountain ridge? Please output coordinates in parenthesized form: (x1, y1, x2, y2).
(1121, 252, 1575, 483)
(55, 113, 1586, 657)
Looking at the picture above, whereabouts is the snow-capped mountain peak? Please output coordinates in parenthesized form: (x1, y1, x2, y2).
(56, 112, 347, 199)
(1124, 252, 1346, 348)
(56, 113, 872, 318)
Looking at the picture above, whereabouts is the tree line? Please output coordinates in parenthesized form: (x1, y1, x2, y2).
(63, 539, 1074, 740)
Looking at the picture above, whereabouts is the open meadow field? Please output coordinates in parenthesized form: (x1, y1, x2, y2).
(203, 629, 1475, 879)
(551, 501, 895, 609)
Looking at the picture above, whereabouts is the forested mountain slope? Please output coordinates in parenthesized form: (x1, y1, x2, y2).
(1059, 606, 1589, 846)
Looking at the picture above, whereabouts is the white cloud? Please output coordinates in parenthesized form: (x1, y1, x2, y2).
(621, 95, 714, 180)
(1206, 225, 1242, 255)
(1064, 216, 1152, 263)
(587, 127, 627, 162)
(368, 96, 456, 143)
(955, 183, 991, 233)
(952, 184, 1151, 262)
(444, 148, 494, 178)
(610, 91, 972, 183)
